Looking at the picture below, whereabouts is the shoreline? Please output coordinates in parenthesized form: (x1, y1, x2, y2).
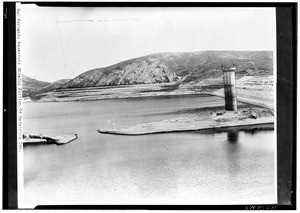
(29, 92, 212, 103)
(23, 134, 78, 145)
(23, 82, 219, 103)
(97, 108, 274, 136)
(98, 121, 274, 136)
(23, 77, 274, 111)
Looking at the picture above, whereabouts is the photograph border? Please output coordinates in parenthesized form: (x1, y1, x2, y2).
(3, 1, 297, 210)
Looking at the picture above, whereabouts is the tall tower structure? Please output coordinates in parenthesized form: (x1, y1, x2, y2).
(222, 64, 237, 111)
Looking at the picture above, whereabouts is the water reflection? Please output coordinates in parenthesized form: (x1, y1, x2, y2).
(227, 130, 239, 143)
(243, 125, 274, 136)
(23, 143, 57, 148)
(223, 129, 242, 197)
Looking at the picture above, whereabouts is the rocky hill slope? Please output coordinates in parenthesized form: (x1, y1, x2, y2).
(22, 74, 51, 97)
(22, 74, 51, 90)
(22, 75, 70, 98)
(65, 51, 273, 88)
(23, 51, 273, 99)
(42, 79, 71, 91)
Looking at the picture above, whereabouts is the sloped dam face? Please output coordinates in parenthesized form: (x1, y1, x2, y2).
(22, 94, 275, 207)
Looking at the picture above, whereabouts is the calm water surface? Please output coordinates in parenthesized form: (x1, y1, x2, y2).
(23, 95, 276, 206)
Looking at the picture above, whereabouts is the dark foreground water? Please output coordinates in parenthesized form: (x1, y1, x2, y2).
(22, 95, 276, 207)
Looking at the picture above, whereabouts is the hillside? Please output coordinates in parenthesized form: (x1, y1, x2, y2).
(23, 51, 273, 100)
(22, 74, 51, 97)
(22, 75, 70, 98)
(22, 74, 51, 90)
(65, 51, 273, 88)
(42, 79, 70, 91)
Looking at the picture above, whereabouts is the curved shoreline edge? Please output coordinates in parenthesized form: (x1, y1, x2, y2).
(23, 134, 78, 145)
(97, 116, 274, 136)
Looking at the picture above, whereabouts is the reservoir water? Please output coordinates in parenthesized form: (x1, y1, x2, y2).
(22, 95, 276, 207)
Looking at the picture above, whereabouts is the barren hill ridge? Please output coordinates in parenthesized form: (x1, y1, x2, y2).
(23, 51, 273, 98)
(65, 51, 273, 88)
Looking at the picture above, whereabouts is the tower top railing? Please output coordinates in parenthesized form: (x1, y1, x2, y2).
(221, 63, 237, 71)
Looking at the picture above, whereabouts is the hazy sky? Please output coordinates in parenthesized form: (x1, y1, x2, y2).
(20, 5, 276, 82)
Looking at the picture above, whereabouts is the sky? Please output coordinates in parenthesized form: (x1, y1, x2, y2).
(20, 5, 276, 82)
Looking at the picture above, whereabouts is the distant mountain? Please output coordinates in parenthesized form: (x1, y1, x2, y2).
(22, 74, 51, 98)
(65, 51, 273, 88)
(22, 74, 51, 90)
(22, 74, 70, 98)
(23, 51, 273, 99)
(43, 79, 71, 91)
